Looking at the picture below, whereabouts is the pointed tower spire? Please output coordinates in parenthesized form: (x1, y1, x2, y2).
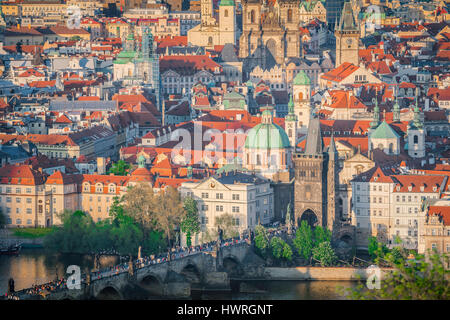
(328, 131, 338, 161)
(370, 90, 380, 129)
(304, 114, 322, 155)
(393, 86, 400, 122)
(286, 94, 297, 121)
(413, 87, 422, 128)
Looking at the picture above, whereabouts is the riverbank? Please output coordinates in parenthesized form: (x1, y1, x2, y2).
(265, 267, 392, 281)
(0, 229, 45, 248)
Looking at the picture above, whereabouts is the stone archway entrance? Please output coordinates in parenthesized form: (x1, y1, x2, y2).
(298, 209, 319, 228)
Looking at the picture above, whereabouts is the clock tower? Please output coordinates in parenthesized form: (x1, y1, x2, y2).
(335, 1, 359, 67)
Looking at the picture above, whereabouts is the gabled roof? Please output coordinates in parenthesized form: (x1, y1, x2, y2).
(371, 121, 400, 139)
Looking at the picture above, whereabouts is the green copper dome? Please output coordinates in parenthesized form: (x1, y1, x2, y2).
(219, 0, 235, 6)
(244, 123, 291, 150)
(293, 70, 311, 86)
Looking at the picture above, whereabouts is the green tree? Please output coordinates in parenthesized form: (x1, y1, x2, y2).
(44, 210, 95, 254)
(180, 197, 200, 247)
(368, 236, 389, 261)
(270, 236, 293, 261)
(313, 226, 331, 246)
(110, 218, 143, 256)
(143, 230, 167, 255)
(108, 160, 131, 176)
(254, 224, 270, 258)
(293, 220, 314, 260)
(312, 241, 337, 266)
(341, 251, 450, 300)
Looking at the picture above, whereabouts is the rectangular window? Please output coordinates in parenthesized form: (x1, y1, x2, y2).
(201, 193, 209, 199)
(27, 219, 32, 225)
(26, 208, 32, 214)
(16, 219, 22, 225)
(202, 204, 208, 211)
(232, 194, 240, 201)
(16, 188, 21, 194)
(16, 198, 21, 203)
(26, 188, 32, 194)
(215, 205, 223, 212)
(216, 193, 223, 199)
(232, 206, 240, 213)
(27, 198, 32, 204)
(16, 208, 21, 214)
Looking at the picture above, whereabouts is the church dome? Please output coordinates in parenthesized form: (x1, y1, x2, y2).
(293, 70, 311, 86)
(244, 121, 291, 150)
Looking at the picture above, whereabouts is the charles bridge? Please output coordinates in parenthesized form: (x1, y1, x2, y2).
(14, 241, 266, 300)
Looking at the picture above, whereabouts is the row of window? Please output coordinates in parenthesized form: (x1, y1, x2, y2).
(7, 218, 33, 225)
(0, 197, 33, 203)
(201, 216, 240, 226)
(0, 187, 33, 194)
(3, 207, 33, 214)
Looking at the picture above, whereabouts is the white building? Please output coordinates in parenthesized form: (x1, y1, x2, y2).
(180, 171, 274, 245)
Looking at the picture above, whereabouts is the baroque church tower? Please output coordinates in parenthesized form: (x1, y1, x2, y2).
(334, 1, 360, 67)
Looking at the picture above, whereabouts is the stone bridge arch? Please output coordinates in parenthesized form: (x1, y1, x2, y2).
(222, 254, 244, 277)
(95, 283, 123, 300)
(139, 273, 164, 296)
(180, 263, 202, 284)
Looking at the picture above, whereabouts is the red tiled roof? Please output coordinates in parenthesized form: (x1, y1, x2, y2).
(0, 164, 46, 185)
(321, 62, 359, 82)
(428, 206, 450, 226)
(392, 175, 446, 193)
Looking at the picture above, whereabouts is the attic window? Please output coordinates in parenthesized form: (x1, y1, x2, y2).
(408, 185, 412, 191)
(396, 186, 400, 191)
(433, 186, 437, 192)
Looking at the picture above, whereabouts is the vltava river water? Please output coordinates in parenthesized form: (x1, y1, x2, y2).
(0, 249, 357, 299)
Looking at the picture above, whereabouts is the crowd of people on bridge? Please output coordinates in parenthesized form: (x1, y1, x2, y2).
(3, 225, 292, 299)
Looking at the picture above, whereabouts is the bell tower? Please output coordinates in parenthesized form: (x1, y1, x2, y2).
(335, 1, 360, 67)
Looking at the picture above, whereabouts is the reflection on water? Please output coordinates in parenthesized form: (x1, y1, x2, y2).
(198, 280, 357, 300)
(0, 249, 119, 295)
(0, 249, 358, 299)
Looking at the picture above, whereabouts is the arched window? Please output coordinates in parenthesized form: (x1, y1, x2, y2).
(287, 9, 293, 22)
(224, 9, 228, 17)
(288, 128, 292, 137)
(305, 185, 311, 200)
(298, 92, 303, 100)
(250, 10, 255, 23)
(256, 154, 261, 165)
(413, 135, 418, 144)
(389, 143, 394, 154)
(208, 36, 213, 45)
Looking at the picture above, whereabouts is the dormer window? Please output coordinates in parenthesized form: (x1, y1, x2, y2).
(408, 186, 412, 191)
(96, 183, 103, 193)
(397, 186, 400, 191)
(83, 183, 90, 192)
(433, 186, 437, 192)
(108, 183, 116, 193)
(420, 186, 425, 192)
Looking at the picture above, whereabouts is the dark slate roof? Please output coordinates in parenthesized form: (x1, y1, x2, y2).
(49, 100, 117, 111)
(304, 115, 323, 155)
(338, 2, 358, 32)
(220, 43, 240, 63)
(214, 171, 268, 185)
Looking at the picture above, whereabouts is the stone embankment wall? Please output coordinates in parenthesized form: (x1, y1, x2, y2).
(265, 267, 392, 281)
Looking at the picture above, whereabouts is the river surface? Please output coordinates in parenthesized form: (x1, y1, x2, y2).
(0, 249, 358, 299)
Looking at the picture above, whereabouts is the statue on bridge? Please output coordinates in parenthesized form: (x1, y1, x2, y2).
(286, 202, 293, 235)
(8, 278, 14, 294)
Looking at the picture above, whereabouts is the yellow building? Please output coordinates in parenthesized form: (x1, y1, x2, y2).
(19, 2, 67, 17)
(1, 4, 20, 17)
